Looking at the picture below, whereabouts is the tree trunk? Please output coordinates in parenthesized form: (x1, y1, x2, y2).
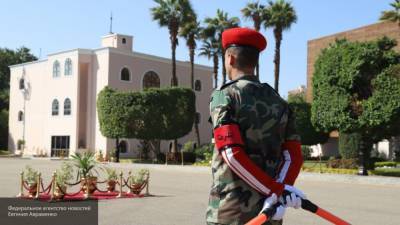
(189, 45, 201, 147)
(115, 138, 120, 163)
(190, 46, 195, 90)
(170, 26, 178, 155)
(254, 21, 261, 79)
(358, 135, 373, 176)
(273, 29, 282, 93)
(213, 54, 219, 88)
(222, 49, 226, 84)
(148, 139, 161, 161)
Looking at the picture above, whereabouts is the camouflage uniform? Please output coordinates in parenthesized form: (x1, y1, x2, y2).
(206, 75, 300, 225)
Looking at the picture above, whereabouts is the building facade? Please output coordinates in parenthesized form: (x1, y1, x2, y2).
(8, 33, 213, 158)
(306, 21, 400, 159)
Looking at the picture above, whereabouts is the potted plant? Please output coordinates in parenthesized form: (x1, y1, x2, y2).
(23, 166, 38, 197)
(54, 162, 74, 199)
(103, 167, 118, 192)
(71, 152, 98, 195)
(129, 169, 149, 194)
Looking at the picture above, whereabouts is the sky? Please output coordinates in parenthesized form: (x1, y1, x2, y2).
(0, 0, 394, 98)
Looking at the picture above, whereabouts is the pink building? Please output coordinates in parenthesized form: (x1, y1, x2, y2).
(8, 33, 213, 158)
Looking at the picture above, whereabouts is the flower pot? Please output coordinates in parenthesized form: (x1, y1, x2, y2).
(129, 183, 143, 194)
(54, 185, 67, 200)
(107, 180, 116, 192)
(81, 177, 97, 194)
(27, 183, 38, 197)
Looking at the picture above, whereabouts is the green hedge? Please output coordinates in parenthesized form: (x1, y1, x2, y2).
(375, 161, 397, 168)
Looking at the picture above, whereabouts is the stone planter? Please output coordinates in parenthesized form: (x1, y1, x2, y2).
(107, 180, 116, 192)
(81, 177, 97, 194)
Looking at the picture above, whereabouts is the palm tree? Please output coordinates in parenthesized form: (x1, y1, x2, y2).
(151, 0, 193, 155)
(204, 10, 240, 85)
(380, 0, 400, 26)
(179, 14, 201, 147)
(264, 0, 297, 93)
(199, 40, 220, 89)
(241, 1, 266, 78)
(151, 0, 193, 87)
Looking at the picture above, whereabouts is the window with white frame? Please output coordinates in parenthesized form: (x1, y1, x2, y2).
(64, 58, 72, 75)
(53, 60, 61, 77)
(52, 99, 59, 116)
(64, 98, 71, 115)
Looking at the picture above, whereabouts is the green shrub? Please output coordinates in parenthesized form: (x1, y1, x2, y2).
(339, 133, 361, 159)
(375, 161, 397, 168)
(183, 141, 195, 152)
(194, 144, 214, 161)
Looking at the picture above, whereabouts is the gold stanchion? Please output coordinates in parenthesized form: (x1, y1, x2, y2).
(35, 173, 41, 199)
(127, 171, 132, 194)
(83, 177, 89, 199)
(145, 171, 150, 196)
(50, 172, 56, 201)
(117, 171, 123, 198)
(16, 171, 24, 197)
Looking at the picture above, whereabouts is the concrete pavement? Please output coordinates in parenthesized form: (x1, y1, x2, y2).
(0, 158, 399, 225)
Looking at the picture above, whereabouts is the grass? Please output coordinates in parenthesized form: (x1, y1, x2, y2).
(303, 160, 400, 177)
(0, 150, 11, 156)
(370, 168, 400, 177)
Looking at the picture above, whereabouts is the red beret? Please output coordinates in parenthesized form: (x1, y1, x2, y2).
(222, 27, 267, 52)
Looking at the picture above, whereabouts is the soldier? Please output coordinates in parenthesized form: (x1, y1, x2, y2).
(206, 27, 306, 225)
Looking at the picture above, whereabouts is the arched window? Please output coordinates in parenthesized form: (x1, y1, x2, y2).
(120, 67, 131, 81)
(64, 98, 71, 115)
(52, 99, 59, 116)
(64, 58, 72, 75)
(53, 61, 60, 77)
(19, 78, 25, 90)
(18, 111, 24, 121)
(119, 140, 128, 153)
(143, 71, 160, 89)
(195, 80, 202, 91)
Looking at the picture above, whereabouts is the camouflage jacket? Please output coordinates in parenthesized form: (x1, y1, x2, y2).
(206, 75, 300, 225)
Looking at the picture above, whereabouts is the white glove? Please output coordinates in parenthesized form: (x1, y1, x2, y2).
(282, 185, 306, 209)
(260, 194, 286, 220)
(284, 184, 306, 199)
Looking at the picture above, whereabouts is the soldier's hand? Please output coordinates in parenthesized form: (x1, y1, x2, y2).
(281, 185, 306, 209)
(260, 194, 286, 220)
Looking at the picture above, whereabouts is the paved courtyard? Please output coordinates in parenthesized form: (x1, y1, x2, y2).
(1, 158, 400, 225)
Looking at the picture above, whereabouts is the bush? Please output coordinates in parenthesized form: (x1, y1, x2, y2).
(194, 144, 214, 161)
(375, 161, 397, 168)
(301, 145, 312, 159)
(183, 141, 195, 153)
(339, 133, 361, 159)
(326, 158, 358, 169)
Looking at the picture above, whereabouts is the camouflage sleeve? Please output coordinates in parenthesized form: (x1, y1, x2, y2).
(209, 89, 237, 128)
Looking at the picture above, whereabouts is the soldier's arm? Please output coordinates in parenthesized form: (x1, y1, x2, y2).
(276, 106, 304, 185)
(210, 90, 284, 196)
